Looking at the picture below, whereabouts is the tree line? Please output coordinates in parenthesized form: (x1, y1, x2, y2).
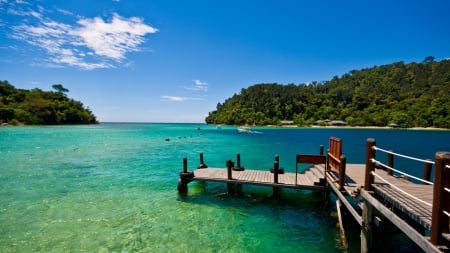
(205, 57, 450, 128)
(0, 80, 98, 125)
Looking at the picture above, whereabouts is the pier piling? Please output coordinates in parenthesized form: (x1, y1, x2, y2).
(270, 154, 284, 174)
(197, 152, 208, 169)
(232, 153, 245, 171)
(273, 160, 281, 198)
(178, 157, 194, 193)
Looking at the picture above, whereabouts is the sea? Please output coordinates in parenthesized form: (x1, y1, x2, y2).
(1, 123, 449, 253)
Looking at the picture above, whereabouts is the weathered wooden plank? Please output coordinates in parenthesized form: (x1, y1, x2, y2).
(326, 173, 362, 226)
(190, 168, 325, 190)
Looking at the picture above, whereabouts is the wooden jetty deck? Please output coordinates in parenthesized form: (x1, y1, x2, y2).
(177, 137, 450, 252)
(330, 163, 434, 229)
(191, 166, 326, 190)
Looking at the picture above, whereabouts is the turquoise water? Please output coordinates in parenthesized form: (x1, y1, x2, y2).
(1, 123, 449, 252)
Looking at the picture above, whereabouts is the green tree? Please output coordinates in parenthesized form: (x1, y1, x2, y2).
(52, 84, 69, 94)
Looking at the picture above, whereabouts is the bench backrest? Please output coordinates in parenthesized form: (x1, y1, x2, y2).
(327, 137, 342, 173)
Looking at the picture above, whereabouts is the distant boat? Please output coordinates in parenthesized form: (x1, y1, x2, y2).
(237, 126, 263, 134)
(237, 126, 251, 133)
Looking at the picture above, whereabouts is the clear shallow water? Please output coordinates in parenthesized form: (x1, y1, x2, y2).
(1, 123, 449, 252)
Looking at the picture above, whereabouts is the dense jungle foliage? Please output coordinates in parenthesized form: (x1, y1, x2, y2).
(0, 80, 97, 125)
(205, 58, 450, 128)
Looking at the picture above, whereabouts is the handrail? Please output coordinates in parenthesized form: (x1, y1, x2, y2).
(373, 146, 435, 165)
(327, 152, 340, 164)
(372, 145, 434, 183)
(371, 159, 433, 185)
(370, 171, 432, 207)
(364, 139, 450, 247)
(430, 152, 450, 245)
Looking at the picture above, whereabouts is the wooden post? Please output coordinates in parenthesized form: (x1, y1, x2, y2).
(226, 159, 234, 195)
(364, 138, 376, 191)
(271, 154, 284, 174)
(361, 198, 373, 253)
(273, 161, 279, 184)
(232, 153, 244, 171)
(430, 152, 450, 245)
(183, 157, 188, 173)
(387, 151, 394, 176)
(197, 152, 208, 169)
(178, 157, 193, 193)
(339, 155, 346, 191)
(320, 145, 324, 155)
(273, 160, 281, 198)
(326, 148, 330, 172)
(423, 159, 432, 184)
(226, 159, 233, 180)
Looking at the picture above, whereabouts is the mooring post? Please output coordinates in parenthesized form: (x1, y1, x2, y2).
(227, 159, 233, 180)
(274, 160, 279, 184)
(423, 159, 432, 184)
(271, 154, 284, 174)
(320, 145, 324, 155)
(387, 151, 394, 176)
(273, 160, 281, 198)
(430, 152, 450, 245)
(197, 152, 208, 169)
(232, 153, 245, 171)
(364, 138, 376, 191)
(226, 159, 237, 195)
(178, 157, 194, 193)
(183, 157, 188, 173)
(339, 155, 346, 191)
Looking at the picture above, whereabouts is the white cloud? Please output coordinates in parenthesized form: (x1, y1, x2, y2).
(56, 8, 73, 16)
(193, 79, 208, 91)
(71, 14, 158, 61)
(160, 95, 203, 102)
(7, 8, 42, 18)
(184, 79, 208, 92)
(9, 8, 158, 70)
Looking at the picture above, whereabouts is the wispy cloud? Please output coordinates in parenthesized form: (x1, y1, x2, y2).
(184, 79, 208, 92)
(160, 95, 202, 102)
(192, 79, 208, 91)
(8, 4, 158, 70)
(163, 79, 208, 102)
(56, 8, 73, 16)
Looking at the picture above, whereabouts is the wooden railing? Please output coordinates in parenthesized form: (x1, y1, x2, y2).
(430, 152, 450, 246)
(363, 138, 450, 246)
(327, 137, 347, 190)
(374, 146, 434, 184)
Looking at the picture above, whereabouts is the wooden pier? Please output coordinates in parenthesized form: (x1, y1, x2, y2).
(177, 137, 450, 253)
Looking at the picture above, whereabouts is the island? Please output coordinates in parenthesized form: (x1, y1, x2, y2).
(0, 80, 98, 125)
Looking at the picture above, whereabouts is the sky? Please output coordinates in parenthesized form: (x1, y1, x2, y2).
(1, 0, 450, 123)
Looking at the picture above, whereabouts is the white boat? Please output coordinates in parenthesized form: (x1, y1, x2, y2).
(237, 126, 252, 133)
(237, 126, 263, 134)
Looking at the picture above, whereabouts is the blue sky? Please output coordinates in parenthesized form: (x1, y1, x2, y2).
(1, 0, 449, 123)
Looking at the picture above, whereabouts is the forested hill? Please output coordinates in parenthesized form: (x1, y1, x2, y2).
(0, 80, 98, 125)
(205, 58, 450, 128)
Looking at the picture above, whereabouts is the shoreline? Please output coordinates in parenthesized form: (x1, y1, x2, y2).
(231, 124, 450, 131)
